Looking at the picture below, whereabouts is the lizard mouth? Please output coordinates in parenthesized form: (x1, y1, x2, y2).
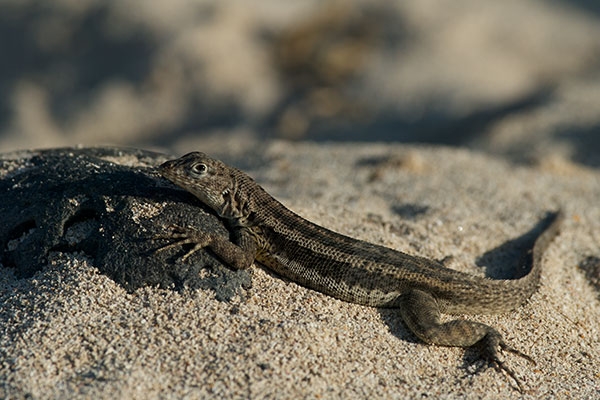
(158, 164, 186, 190)
(158, 159, 175, 173)
(158, 160, 181, 181)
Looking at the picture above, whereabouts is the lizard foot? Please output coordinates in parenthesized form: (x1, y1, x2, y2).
(153, 225, 212, 262)
(474, 332, 535, 393)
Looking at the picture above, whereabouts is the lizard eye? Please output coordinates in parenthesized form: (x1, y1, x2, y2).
(191, 163, 208, 175)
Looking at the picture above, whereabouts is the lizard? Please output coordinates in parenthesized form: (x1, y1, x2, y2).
(154, 151, 563, 391)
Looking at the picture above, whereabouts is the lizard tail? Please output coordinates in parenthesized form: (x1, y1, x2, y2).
(519, 209, 564, 291)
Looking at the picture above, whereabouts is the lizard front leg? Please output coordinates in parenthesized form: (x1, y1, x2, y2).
(154, 225, 257, 269)
(398, 289, 534, 392)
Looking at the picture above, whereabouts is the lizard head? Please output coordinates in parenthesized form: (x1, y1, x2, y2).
(159, 152, 252, 222)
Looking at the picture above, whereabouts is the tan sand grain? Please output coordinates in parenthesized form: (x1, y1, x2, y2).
(1, 142, 599, 399)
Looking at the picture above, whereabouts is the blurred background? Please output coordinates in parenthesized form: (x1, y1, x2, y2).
(1, 0, 599, 168)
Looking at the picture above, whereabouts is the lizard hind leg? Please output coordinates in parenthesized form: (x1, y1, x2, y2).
(398, 289, 533, 392)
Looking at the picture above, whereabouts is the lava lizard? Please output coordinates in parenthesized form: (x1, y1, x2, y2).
(155, 151, 563, 391)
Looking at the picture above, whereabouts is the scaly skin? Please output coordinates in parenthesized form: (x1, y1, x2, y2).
(155, 152, 563, 392)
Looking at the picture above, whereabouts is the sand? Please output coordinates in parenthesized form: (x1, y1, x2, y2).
(1, 142, 599, 399)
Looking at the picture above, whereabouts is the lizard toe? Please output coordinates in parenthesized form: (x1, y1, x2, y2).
(474, 332, 530, 392)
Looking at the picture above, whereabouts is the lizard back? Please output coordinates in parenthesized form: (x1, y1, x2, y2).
(247, 184, 561, 314)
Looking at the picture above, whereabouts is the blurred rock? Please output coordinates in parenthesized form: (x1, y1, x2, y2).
(0, 1, 598, 168)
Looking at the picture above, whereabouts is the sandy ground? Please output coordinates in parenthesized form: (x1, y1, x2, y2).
(1, 141, 599, 399)
(2, 2, 599, 398)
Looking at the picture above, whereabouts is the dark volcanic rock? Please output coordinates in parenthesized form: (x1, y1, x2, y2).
(0, 147, 251, 301)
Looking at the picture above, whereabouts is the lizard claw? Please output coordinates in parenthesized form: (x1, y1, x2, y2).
(476, 334, 534, 393)
(489, 355, 525, 393)
(153, 225, 212, 262)
(153, 225, 185, 240)
(500, 341, 536, 365)
(477, 331, 535, 393)
(495, 340, 536, 393)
